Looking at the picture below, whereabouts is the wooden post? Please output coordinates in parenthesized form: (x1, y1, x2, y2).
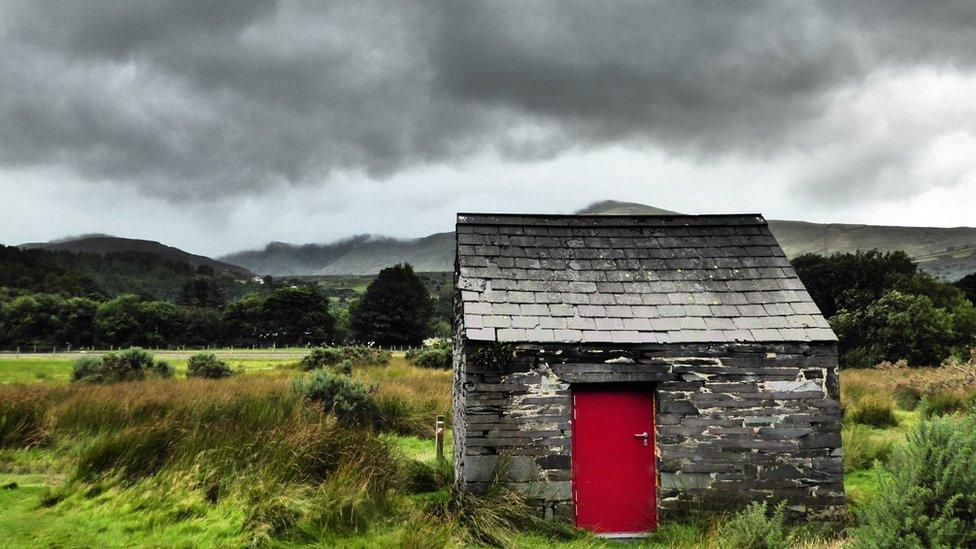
(435, 415, 445, 462)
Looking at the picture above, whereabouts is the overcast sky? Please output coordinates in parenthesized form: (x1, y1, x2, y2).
(1, 1, 975, 257)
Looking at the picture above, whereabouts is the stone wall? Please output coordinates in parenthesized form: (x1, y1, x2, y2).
(454, 341, 844, 520)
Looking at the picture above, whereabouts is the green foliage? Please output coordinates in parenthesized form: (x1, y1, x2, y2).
(299, 347, 391, 371)
(848, 397, 899, 428)
(402, 458, 453, 494)
(794, 252, 976, 368)
(293, 370, 380, 428)
(842, 424, 894, 471)
(831, 290, 959, 367)
(893, 384, 923, 411)
(351, 263, 434, 347)
(793, 250, 917, 318)
(420, 484, 579, 547)
(411, 347, 451, 369)
(178, 276, 226, 308)
(472, 342, 513, 370)
(186, 353, 233, 379)
(918, 391, 972, 418)
(262, 286, 336, 347)
(71, 348, 173, 384)
(956, 273, 976, 306)
(712, 501, 794, 549)
(850, 413, 976, 548)
(77, 425, 178, 481)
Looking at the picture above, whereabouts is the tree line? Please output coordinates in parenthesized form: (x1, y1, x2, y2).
(0, 261, 438, 350)
(793, 250, 976, 368)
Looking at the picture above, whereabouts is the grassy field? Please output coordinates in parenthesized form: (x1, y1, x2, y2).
(1, 351, 974, 547)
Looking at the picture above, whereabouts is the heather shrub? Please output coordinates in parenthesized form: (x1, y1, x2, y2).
(712, 501, 794, 549)
(293, 370, 380, 428)
(848, 396, 898, 428)
(186, 353, 234, 379)
(842, 424, 894, 471)
(850, 413, 976, 547)
(71, 348, 173, 384)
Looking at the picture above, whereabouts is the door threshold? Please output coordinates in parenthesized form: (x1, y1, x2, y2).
(596, 532, 652, 539)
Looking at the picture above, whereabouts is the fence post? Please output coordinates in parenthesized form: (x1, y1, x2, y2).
(435, 415, 445, 462)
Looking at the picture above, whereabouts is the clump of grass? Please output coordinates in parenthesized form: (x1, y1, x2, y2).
(420, 484, 579, 547)
(892, 383, 922, 410)
(402, 458, 453, 494)
(847, 395, 898, 428)
(842, 424, 894, 471)
(918, 391, 971, 418)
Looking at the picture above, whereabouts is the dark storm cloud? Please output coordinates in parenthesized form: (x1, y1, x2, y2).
(1, 0, 974, 201)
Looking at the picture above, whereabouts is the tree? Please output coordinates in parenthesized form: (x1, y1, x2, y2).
(831, 290, 955, 368)
(351, 263, 433, 346)
(262, 286, 334, 347)
(956, 273, 976, 306)
(221, 293, 267, 346)
(178, 276, 226, 308)
(792, 250, 917, 318)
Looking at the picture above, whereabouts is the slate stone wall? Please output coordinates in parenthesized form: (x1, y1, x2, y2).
(454, 341, 844, 521)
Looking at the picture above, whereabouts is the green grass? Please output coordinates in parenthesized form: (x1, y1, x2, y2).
(0, 356, 301, 385)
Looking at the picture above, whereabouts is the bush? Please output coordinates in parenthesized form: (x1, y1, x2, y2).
(847, 396, 899, 428)
(293, 370, 380, 428)
(186, 353, 234, 379)
(843, 424, 894, 471)
(71, 348, 173, 384)
(892, 384, 922, 410)
(411, 348, 451, 369)
(850, 413, 976, 547)
(918, 391, 971, 418)
(300, 347, 391, 371)
(712, 501, 793, 549)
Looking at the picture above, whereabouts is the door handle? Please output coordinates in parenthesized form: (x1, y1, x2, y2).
(634, 432, 649, 446)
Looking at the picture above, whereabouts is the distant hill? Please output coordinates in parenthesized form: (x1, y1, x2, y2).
(220, 200, 976, 280)
(21, 235, 253, 278)
(218, 200, 976, 280)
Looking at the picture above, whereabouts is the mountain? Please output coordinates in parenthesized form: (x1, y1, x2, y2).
(20, 235, 254, 278)
(220, 200, 976, 280)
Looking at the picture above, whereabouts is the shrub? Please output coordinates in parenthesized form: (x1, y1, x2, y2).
(842, 424, 894, 471)
(71, 348, 173, 384)
(186, 353, 234, 379)
(70, 356, 102, 383)
(293, 370, 380, 428)
(918, 391, 971, 418)
(892, 384, 922, 410)
(847, 396, 898, 428)
(712, 501, 793, 549)
(411, 347, 451, 369)
(850, 413, 976, 547)
(300, 347, 391, 371)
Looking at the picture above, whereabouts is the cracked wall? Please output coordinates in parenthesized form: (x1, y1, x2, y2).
(455, 341, 844, 520)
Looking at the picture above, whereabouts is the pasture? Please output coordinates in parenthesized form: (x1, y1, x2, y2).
(1, 350, 975, 547)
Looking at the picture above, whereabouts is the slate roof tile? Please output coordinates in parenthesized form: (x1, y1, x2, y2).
(456, 213, 836, 344)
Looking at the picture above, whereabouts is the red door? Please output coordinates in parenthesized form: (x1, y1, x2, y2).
(572, 385, 656, 534)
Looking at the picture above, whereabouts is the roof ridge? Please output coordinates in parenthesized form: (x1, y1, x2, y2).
(457, 212, 767, 227)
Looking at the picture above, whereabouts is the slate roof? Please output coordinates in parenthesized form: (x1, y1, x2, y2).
(455, 213, 836, 344)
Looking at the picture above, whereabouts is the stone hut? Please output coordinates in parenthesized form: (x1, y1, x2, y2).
(452, 212, 843, 535)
